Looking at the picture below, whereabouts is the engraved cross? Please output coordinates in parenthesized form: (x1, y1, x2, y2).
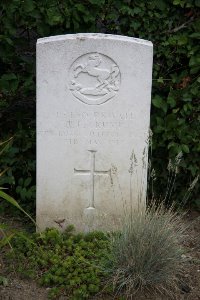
(74, 150, 111, 209)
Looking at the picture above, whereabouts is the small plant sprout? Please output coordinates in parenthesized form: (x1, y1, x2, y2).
(182, 175, 199, 206)
(164, 151, 183, 204)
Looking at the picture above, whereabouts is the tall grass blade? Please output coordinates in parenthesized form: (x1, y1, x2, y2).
(0, 190, 36, 227)
(0, 229, 14, 249)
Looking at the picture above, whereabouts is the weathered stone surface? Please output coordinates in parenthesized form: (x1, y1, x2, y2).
(36, 33, 153, 231)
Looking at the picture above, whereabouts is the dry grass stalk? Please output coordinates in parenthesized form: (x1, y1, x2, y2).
(105, 203, 187, 298)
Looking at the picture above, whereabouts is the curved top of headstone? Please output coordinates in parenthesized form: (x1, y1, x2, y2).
(37, 33, 153, 47)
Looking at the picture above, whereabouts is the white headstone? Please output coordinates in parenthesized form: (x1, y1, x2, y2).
(36, 33, 153, 231)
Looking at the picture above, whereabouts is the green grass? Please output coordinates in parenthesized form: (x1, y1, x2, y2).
(103, 203, 186, 298)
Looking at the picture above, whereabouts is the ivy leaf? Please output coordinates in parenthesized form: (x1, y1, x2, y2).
(181, 144, 190, 153)
(152, 95, 163, 108)
(24, 177, 32, 187)
(152, 96, 168, 113)
(133, 7, 142, 14)
(154, 0, 167, 10)
(0, 73, 19, 92)
(46, 8, 63, 25)
(157, 77, 164, 83)
(76, 4, 86, 13)
(189, 55, 200, 67)
(22, 0, 35, 13)
(167, 96, 176, 108)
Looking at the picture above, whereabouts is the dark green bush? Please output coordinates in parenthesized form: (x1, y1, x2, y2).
(0, 0, 199, 212)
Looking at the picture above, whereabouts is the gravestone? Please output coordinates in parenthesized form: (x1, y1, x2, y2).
(36, 33, 153, 231)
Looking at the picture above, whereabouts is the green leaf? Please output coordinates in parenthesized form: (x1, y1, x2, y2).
(156, 116, 164, 126)
(190, 66, 200, 74)
(152, 96, 168, 113)
(76, 4, 86, 12)
(0, 190, 36, 226)
(177, 35, 188, 45)
(152, 96, 163, 108)
(46, 8, 63, 25)
(0, 190, 21, 209)
(0, 233, 14, 249)
(0, 73, 19, 92)
(167, 96, 176, 108)
(157, 77, 164, 83)
(24, 177, 32, 187)
(16, 186, 21, 194)
(173, 0, 180, 4)
(173, 0, 186, 7)
(22, 0, 35, 13)
(181, 144, 190, 153)
(154, 0, 167, 10)
(189, 33, 200, 39)
(1, 73, 17, 81)
(133, 7, 142, 14)
(189, 55, 200, 67)
(18, 178, 23, 186)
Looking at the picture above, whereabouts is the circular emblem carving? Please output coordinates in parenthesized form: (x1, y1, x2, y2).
(69, 52, 121, 105)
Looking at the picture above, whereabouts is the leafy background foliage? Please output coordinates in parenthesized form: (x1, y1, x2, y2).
(0, 0, 199, 213)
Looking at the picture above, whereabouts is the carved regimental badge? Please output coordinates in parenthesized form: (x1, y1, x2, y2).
(69, 53, 121, 105)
